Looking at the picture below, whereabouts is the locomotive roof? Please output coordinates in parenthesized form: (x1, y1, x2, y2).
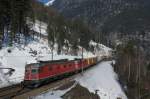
(38, 59, 68, 63)
(26, 58, 82, 67)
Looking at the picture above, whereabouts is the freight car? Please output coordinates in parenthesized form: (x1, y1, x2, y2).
(23, 57, 98, 87)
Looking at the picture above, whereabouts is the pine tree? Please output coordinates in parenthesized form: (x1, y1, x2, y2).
(0, 0, 11, 47)
(10, 0, 32, 44)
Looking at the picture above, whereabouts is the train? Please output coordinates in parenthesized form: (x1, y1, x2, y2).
(23, 56, 100, 87)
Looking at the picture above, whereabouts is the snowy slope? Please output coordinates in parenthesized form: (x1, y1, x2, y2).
(45, 0, 56, 6)
(0, 40, 50, 87)
(35, 83, 77, 99)
(34, 61, 127, 99)
(89, 40, 112, 57)
(38, 0, 56, 6)
(27, 19, 48, 36)
(75, 61, 127, 99)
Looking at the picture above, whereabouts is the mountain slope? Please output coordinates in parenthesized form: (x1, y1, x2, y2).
(52, 0, 150, 57)
(52, 0, 147, 30)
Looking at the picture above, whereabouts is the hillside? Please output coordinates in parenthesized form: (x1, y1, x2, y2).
(52, 0, 150, 52)
(52, 0, 148, 29)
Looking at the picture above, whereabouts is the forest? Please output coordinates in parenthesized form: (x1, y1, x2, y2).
(0, 0, 94, 54)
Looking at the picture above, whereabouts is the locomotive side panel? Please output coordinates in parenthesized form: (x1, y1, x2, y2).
(38, 61, 79, 80)
(24, 65, 39, 81)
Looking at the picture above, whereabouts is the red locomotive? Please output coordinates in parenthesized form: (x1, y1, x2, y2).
(24, 57, 98, 87)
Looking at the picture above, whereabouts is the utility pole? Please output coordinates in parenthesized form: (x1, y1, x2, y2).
(81, 47, 84, 74)
(52, 30, 55, 61)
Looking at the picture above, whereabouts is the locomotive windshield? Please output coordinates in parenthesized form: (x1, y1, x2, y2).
(32, 69, 38, 74)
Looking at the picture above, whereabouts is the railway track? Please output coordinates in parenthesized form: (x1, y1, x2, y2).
(0, 85, 20, 99)
(0, 72, 77, 99)
(0, 83, 31, 99)
(13, 75, 77, 99)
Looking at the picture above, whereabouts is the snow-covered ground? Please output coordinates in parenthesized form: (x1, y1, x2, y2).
(27, 19, 48, 36)
(89, 40, 112, 58)
(75, 61, 127, 99)
(34, 82, 77, 99)
(33, 61, 127, 99)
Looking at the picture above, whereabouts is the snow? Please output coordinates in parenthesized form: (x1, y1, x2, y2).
(32, 20, 47, 36)
(89, 40, 112, 58)
(33, 82, 77, 99)
(0, 47, 35, 87)
(27, 19, 48, 36)
(33, 61, 127, 99)
(45, 0, 56, 6)
(75, 61, 127, 99)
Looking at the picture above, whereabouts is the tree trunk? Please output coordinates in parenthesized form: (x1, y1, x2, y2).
(128, 56, 131, 81)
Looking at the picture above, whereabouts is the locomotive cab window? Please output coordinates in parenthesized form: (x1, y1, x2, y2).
(32, 69, 38, 74)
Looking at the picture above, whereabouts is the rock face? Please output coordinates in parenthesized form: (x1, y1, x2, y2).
(62, 84, 100, 99)
(52, 0, 150, 58)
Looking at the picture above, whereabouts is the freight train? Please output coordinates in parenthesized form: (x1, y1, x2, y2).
(23, 56, 100, 87)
